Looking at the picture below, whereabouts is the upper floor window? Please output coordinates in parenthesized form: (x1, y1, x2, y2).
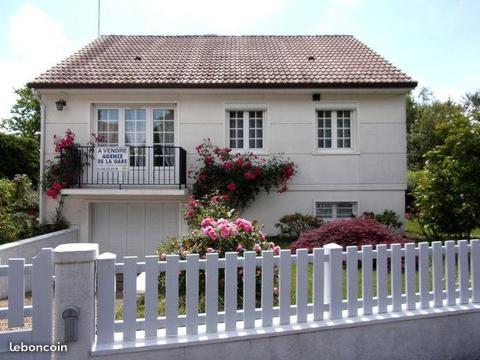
(315, 201, 357, 220)
(317, 110, 352, 150)
(228, 110, 264, 150)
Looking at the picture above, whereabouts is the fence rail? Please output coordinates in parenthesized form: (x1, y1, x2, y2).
(96, 240, 480, 346)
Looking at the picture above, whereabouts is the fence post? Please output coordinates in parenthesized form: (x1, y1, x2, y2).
(324, 243, 343, 320)
(53, 243, 98, 360)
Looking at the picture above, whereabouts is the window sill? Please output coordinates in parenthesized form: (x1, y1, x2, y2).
(311, 150, 360, 156)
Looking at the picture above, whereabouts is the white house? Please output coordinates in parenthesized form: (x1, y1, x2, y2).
(29, 35, 416, 257)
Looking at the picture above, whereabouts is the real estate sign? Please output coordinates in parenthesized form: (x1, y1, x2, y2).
(95, 147, 129, 172)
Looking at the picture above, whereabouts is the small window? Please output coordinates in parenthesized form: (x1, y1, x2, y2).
(317, 110, 352, 150)
(315, 201, 356, 219)
(228, 110, 264, 150)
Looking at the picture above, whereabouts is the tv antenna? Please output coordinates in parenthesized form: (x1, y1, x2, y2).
(97, 0, 101, 36)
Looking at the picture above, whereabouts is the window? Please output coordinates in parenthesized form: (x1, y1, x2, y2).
(97, 109, 119, 145)
(317, 110, 352, 150)
(315, 202, 357, 219)
(228, 110, 264, 150)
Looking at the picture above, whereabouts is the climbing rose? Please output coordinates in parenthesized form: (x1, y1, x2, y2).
(227, 183, 237, 192)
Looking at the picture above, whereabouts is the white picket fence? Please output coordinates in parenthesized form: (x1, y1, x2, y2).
(0, 248, 53, 355)
(95, 240, 480, 347)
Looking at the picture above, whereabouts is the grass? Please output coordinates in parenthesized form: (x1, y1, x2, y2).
(404, 218, 480, 240)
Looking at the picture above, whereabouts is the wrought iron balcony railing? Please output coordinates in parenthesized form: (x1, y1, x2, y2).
(60, 145, 187, 189)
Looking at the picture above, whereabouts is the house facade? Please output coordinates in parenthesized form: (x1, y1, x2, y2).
(29, 35, 416, 257)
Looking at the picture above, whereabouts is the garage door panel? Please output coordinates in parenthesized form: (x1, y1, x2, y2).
(164, 203, 180, 239)
(91, 203, 109, 250)
(126, 204, 146, 257)
(108, 204, 128, 257)
(145, 203, 164, 256)
(92, 202, 179, 257)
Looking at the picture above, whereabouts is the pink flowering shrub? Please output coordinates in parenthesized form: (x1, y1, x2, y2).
(43, 129, 99, 199)
(191, 139, 296, 209)
(158, 192, 279, 259)
(291, 217, 403, 252)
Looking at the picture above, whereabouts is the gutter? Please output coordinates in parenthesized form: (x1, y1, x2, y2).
(32, 89, 46, 224)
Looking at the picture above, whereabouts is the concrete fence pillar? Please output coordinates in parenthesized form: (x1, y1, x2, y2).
(53, 243, 98, 360)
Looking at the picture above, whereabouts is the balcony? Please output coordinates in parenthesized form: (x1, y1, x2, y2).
(60, 145, 187, 190)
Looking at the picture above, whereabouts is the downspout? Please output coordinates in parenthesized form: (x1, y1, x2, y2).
(32, 89, 46, 224)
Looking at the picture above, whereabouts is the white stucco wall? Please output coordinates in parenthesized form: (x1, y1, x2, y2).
(38, 89, 407, 245)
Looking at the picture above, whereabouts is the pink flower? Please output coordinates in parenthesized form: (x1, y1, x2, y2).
(277, 185, 288, 193)
(46, 182, 62, 199)
(259, 231, 266, 241)
(268, 241, 275, 249)
(236, 244, 244, 253)
(235, 218, 253, 233)
(227, 182, 237, 192)
(253, 244, 262, 254)
(159, 253, 167, 261)
(243, 171, 256, 181)
(207, 247, 215, 253)
(203, 227, 218, 241)
(204, 155, 214, 165)
(222, 161, 234, 170)
(186, 209, 194, 218)
(253, 167, 263, 177)
(201, 217, 215, 228)
(219, 224, 231, 238)
(273, 246, 281, 256)
(224, 147, 232, 153)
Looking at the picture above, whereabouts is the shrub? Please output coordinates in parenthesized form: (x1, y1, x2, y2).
(274, 213, 323, 243)
(0, 174, 68, 244)
(414, 115, 480, 240)
(0, 175, 37, 244)
(362, 210, 402, 231)
(0, 133, 39, 186)
(158, 193, 279, 259)
(291, 217, 402, 252)
(191, 139, 296, 209)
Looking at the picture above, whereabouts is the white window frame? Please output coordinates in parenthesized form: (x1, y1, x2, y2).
(224, 103, 268, 153)
(313, 102, 359, 154)
(314, 200, 358, 220)
(92, 104, 178, 148)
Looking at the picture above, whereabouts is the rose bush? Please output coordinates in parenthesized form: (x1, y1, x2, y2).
(191, 140, 296, 209)
(43, 129, 99, 225)
(158, 193, 280, 259)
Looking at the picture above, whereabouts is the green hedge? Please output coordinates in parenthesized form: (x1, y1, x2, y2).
(0, 133, 39, 186)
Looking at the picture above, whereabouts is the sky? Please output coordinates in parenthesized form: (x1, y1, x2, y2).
(0, 0, 479, 119)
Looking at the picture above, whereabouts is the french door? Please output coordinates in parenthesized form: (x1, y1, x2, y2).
(95, 105, 177, 185)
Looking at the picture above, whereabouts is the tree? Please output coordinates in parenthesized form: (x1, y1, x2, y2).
(1, 85, 40, 138)
(463, 90, 480, 122)
(0, 133, 40, 186)
(414, 114, 480, 240)
(407, 90, 464, 170)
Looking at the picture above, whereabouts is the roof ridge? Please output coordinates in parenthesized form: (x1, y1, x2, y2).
(99, 34, 355, 38)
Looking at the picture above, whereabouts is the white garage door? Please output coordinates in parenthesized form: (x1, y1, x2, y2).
(91, 202, 179, 257)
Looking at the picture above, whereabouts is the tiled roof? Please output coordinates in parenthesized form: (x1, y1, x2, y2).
(28, 35, 417, 89)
